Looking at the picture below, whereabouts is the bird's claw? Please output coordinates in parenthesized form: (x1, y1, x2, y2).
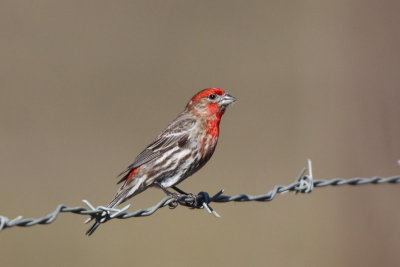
(167, 193, 200, 209)
(168, 199, 179, 209)
(167, 193, 183, 209)
(181, 193, 199, 208)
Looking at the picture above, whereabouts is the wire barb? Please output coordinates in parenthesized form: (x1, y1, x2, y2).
(1, 160, 399, 232)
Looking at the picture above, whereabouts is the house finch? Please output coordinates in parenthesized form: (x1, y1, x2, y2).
(86, 88, 237, 235)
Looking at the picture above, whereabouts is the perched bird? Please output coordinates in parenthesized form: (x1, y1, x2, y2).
(86, 88, 237, 235)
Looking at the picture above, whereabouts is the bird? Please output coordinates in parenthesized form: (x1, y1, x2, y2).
(86, 88, 237, 235)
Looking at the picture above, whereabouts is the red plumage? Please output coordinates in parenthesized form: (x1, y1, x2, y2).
(86, 88, 236, 235)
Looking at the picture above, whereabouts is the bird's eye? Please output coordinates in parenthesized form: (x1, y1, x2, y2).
(209, 94, 216, 100)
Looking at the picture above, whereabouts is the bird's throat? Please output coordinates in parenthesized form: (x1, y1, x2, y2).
(203, 103, 225, 138)
(206, 115, 221, 139)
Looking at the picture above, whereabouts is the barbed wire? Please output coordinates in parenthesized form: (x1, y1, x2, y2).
(1, 160, 399, 232)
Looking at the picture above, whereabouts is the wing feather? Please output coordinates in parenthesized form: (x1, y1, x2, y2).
(117, 116, 196, 183)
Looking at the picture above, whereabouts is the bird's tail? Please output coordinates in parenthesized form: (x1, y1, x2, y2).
(85, 201, 115, 236)
(85, 178, 144, 236)
(85, 194, 123, 236)
(86, 220, 101, 236)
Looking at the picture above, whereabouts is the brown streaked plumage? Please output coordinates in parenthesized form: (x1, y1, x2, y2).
(86, 88, 236, 235)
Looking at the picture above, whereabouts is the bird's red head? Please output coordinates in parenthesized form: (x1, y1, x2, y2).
(186, 88, 237, 118)
(190, 88, 225, 102)
(185, 88, 237, 139)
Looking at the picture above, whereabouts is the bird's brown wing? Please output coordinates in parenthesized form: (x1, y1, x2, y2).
(117, 116, 197, 183)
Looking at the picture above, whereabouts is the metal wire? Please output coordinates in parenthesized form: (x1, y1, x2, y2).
(1, 160, 399, 232)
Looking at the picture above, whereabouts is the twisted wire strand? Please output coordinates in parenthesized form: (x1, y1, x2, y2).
(1, 161, 399, 231)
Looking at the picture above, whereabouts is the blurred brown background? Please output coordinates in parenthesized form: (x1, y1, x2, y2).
(1, 1, 399, 266)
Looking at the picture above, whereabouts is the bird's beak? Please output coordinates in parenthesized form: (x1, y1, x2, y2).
(220, 93, 237, 106)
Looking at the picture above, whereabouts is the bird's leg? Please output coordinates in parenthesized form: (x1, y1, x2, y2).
(154, 182, 178, 197)
(171, 185, 189, 195)
(154, 182, 182, 208)
(154, 183, 198, 208)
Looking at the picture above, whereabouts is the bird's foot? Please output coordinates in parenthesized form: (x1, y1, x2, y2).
(167, 193, 181, 209)
(180, 193, 198, 208)
(167, 193, 199, 209)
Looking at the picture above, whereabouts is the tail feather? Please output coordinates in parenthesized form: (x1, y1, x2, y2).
(85, 197, 120, 236)
(85, 178, 143, 236)
(86, 221, 101, 236)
